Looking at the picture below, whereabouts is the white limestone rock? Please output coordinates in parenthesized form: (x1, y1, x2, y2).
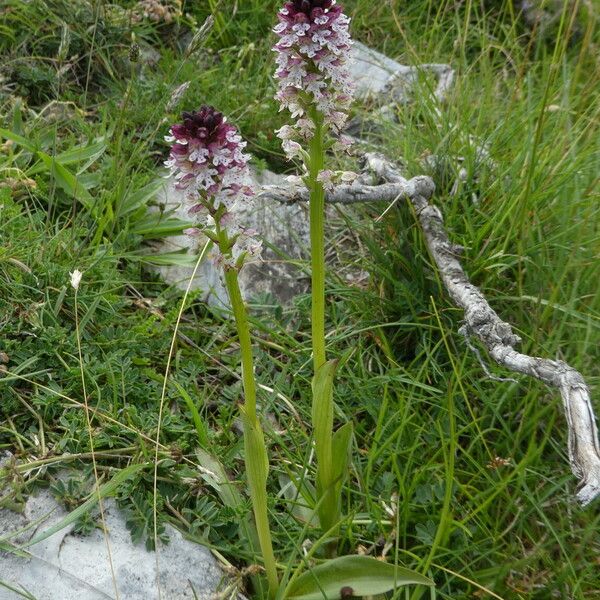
(350, 41, 454, 104)
(0, 488, 227, 600)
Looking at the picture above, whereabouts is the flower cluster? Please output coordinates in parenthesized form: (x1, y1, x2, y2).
(132, 0, 182, 24)
(273, 0, 354, 158)
(165, 105, 252, 207)
(165, 105, 261, 269)
(315, 168, 357, 191)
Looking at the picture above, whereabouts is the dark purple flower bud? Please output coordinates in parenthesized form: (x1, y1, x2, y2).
(291, 0, 333, 16)
(164, 105, 251, 206)
(164, 106, 262, 269)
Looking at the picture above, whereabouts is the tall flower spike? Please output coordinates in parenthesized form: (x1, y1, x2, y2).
(164, 105, 261, 269)
(273, 0, 354, 158)
(273, 1, 355, 542)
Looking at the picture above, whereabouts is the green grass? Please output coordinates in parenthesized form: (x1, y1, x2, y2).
(1, 0, 599, 598)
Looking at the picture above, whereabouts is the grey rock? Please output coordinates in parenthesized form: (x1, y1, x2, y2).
(0, 489, 227, 600)
(149, 169, 351, 307)
(349, 41, 417, 103)
(350, 41, 454, 105)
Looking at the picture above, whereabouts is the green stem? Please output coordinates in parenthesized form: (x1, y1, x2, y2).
(223, 267, 257, 423)
(222, 261, 278, 598)
(308, 113, 326, 372)
(92, 62, 137, 247)
(307, 112, 340, 552)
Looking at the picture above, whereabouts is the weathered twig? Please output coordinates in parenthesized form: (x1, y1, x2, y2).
(259, 176, 434, 206)
(363, 152, 600, 506)
(258, 154, 600, 505)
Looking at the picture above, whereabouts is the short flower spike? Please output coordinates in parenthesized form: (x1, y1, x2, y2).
(164, 105, 261, 268)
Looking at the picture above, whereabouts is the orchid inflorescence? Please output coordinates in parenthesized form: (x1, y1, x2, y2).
(271, 0, 358, 549)
(164, 105, 262, 269)
(273, 0, 354, 159)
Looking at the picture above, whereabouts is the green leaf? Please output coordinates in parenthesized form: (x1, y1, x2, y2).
(279, 474, 318, 526)
(331, 422, 353, 493)
(195, 447, 261, 555)
(17, 463, 146, 549)
(172, 380, 208, 447)
(36, 151, 95, 210)
(311, 360, 337, 487)
(56, 139, 107, 174)
(285, 556, 433, 600)
(240, 409, 269, 496)
(27, 139, 107, 175)
(130, 215, 191, 237)
(311, 359, 338, 531)
(131, 250, 199, 267)
(119, 179, 166, 217)
(195, 449, 243, 511)
(77, 172, 102, 190)
(0, 128, 36, 152)
(11, 99, 24, 136)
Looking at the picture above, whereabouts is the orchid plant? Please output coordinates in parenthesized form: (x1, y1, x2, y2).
(162, 3, 433, 597)
(273, 0, 354, 543)
(165, 107, 278, 596)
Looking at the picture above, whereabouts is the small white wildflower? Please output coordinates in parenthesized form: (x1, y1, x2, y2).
(275, 125, 296, 140)
(333, 134, 354, 153)
(281, 139, 303, 159)
(183, 227, 202, 237)
(70, 269, 83, 290)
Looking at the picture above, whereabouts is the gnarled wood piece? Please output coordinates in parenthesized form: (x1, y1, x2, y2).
(259, 176, 434, 206)
(362, 152, 600, 506)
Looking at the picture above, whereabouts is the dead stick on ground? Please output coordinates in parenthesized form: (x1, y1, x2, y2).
(259, 153, 600, 506)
